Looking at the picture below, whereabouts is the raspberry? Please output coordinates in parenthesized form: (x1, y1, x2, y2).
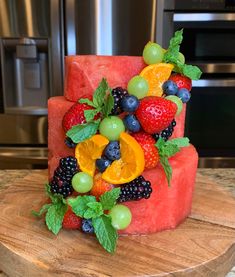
(62, 208, 82, 229)
(111, 87, 128, 115)
(118, 176, 152, 203)
(152, 119, 176, 142)
(49, 156, 78, 198)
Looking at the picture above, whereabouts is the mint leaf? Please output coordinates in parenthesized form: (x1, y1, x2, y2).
(68, 195, 96, 217)
(32, 203, 51, 217)
(79, 98, 96, 108)
(84, 202, 103, 219)
(93, 78, 109, 108)
(66, 120, 100, 143)
(166, 137, 190, 148)
(100, 188, 121, 210)
(156, 137, 190, 186)
(160, 156, 172, 187)
(84, 109, 100, 123)
(182, 64, 202, 80)
(102, 93, 114, 118)
(163, 29, 183, 64)
(45, 201, 67, 235)
(92, 214, 118, 253)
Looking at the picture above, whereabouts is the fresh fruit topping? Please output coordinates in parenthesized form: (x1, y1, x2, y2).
(139, 63, 174, 97)
(81, 218, 94, 233)
(177, 88, 191, 103)
(109, 204, 132, 230)
(96, 158, 112, 173)
(135, 96, 177, 134)
(102, 132, 145, 184)
(99, 116, 125, 141)
(169, 73, 192, 91)
(120, 95, 139, 112)
(75, 134, 109, 176)
(165, 95, 183, 116)
(118, 175, 152, 202)
(123, 114, 141, 133)
(162, 80, 178, 95)
(62, 207, 82, 229)
(90, 173, 114, 200)
(111, 87, 128, 115)
(132, 132, 159, 169)
(142, 42, 164, 65)
(72, 172, 93, 193)
(62, 103, 93, 132)
(127, 75, 149, 99)
(64, 137, 77, 148)
(50, 156, 78, 198)
(152, 119, 176, 142)
(104, 141, 121, 161)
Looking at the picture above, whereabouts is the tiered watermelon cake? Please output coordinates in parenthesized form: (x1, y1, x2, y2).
(35, 30, 202, 253)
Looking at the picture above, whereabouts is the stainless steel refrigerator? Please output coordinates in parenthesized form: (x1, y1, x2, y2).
(0, 0, 161, 168)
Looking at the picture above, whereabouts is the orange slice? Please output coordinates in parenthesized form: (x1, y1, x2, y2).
(75, 134, 109, 176)
(102, 132, 145, 184)
(140, 63, 174, 97)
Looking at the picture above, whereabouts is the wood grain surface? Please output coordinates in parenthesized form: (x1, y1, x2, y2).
(0, 170, 235, 277)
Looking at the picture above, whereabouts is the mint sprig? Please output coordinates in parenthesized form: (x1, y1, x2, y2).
(163, 29, 202, 80)
(32, 184, 68, 235)
(68, 188, 121, 253)
(66, 119, 100, 143)
(79, 78, 114, 121)
(156, 137, 190, 186)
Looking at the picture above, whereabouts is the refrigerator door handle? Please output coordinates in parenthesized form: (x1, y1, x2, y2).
(65, 0, 77, 55)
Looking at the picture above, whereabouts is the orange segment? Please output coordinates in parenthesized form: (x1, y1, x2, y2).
(102, 132, 145, 184)
(140, 63, 174, 97)
(75, 134, 109, 176)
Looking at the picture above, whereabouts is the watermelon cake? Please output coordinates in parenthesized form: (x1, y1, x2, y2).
(35, 30, 202, 253)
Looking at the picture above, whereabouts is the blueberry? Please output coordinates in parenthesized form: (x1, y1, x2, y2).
(123, 114, 141, 133)
(104, 141, 121, 161)
(121, 95, 139, 112)
(162, 80, 178, 95)
(81, 219, 94, 234)
(96, 158, 112, 172)
(64, 137, 77, 148)
(177, 88, 191, 103)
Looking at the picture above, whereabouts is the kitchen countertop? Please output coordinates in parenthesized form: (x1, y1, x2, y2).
(0, 169, 234, 277)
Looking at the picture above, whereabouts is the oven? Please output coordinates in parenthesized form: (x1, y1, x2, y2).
(161, 0, 235, 167)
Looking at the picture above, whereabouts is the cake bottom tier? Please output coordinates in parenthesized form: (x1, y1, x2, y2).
(121, 144, 198, 234)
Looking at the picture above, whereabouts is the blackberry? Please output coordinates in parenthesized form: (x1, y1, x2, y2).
(49, 156, 78, 198)
(118, 176, 152, 203)
(152, 119, 176, 142)
(111, 87, 128, 115)
(65, 137, 77, 148)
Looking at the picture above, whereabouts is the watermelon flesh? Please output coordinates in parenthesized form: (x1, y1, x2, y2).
(64, 55, 146, 102)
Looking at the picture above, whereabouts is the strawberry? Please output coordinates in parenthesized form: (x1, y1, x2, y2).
(132, 132, 159, 169)
(169, 73, 192, 91)
(62, 207, 82, 229)
(135, 96, 177, 134)
(90, 173, 114, 200)
(62, 103, 96, 132)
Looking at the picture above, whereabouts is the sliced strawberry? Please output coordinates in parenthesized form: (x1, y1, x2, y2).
(132, 132, 159, 169)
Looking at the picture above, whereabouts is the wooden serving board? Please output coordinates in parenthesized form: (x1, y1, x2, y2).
(0, 171, 235, 277)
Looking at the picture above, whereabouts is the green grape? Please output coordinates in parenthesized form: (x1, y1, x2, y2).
(165, 95, 183, 116)
(99, 116, 125, 141)
(127, 76, 149, 99)
(178, 52, 185, 64)
(143, 42, 164, 65)
(72, 172, 93, 193)
(109, 204, 132, 230)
